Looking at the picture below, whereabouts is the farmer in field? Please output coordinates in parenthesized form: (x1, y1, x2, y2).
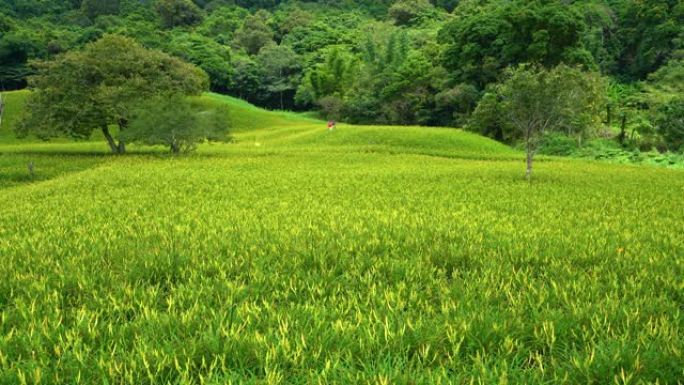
(327, 120, 336, 131)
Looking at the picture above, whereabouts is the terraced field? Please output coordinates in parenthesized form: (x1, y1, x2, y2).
(1, 92, 683, 384)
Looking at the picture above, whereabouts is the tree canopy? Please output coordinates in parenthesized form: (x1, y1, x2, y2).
(18, 34, 208, 153)
(123, 95, 231, 153)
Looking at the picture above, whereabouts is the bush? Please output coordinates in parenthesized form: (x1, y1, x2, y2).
(123, 94, 231, 154)
(537, 133, 579, 156)
(654, 97, 684, 152)
(155, 0, 203, 29)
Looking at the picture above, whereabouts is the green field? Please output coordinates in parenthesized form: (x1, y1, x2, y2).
(1, 92, 683, 384)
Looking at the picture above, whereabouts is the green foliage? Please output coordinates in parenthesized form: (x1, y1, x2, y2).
(654, 97, 684, 151)
(434, 83, 480, 126)
(282, 20, 348, 55)
(612, 0, 684, 80)
(155, 0, 204, 28)
(196, 5, 249, 44)
(388, 0, 435, 26)
(123, 94, 230, 153)
(166, 32, 233, 91)
(81, 0, 121, 19)
(469, 64, 606, 177)
(231, 9, 274, 55)
(18, 34, 208, 153)
(536, 132, 581, 156)
(227, 55, 262, 103)
(468, 91, 506, 141)
(440, 0, 594, 87)
(556, 137, 684, 167)
(256, 44, 301, 109)
(644, 59, 684, 103)
(296, 46, 357, 106)
(271, 6, 313, 39)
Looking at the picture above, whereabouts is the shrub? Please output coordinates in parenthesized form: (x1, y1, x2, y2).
(123, 95, 230, 154)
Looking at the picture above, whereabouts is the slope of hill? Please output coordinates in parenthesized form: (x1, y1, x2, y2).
(0, 92, 522, 192)
(0, 91, 519, 160)
(1, 92, 683, 384)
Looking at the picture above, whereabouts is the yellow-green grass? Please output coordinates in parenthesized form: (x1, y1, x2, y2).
(0, 90, 29, 143)
(1, 92, 683, 384)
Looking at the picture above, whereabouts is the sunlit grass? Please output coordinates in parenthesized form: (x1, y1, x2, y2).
(1, 92, 683, 384)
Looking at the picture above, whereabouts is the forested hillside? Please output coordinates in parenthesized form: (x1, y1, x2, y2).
(1, 0, 683, 153)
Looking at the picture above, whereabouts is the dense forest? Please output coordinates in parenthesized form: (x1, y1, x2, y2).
(1, 0, 683, 152)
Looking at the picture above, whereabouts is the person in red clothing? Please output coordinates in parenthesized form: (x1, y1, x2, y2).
(327, 120, 336, 131)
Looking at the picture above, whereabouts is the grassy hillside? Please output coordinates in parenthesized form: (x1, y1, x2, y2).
(0, 90, 29, 143)
(1, 94, 683, 383)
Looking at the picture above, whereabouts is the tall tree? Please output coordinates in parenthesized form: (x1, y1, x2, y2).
(257, 44, 301, 110)
(18, 34, 208, 154)
(232, 10, 274, 55)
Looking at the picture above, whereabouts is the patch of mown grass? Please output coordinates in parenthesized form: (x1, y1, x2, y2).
(0, 151, 682, 384)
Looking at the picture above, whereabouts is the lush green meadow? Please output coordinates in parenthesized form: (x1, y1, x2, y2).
(1, 93, 683, 384)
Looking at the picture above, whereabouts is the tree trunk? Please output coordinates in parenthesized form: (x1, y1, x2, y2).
(280, 91, 284, 110)
(170, 140, 180, 154)
(102, 125, 119, 154)
(525, 131, 534, 182)
(618, 113, 627, 145)
(0, 94, 5, 128)
(117, 119, 128, 154)
(526, 150, 533, 181)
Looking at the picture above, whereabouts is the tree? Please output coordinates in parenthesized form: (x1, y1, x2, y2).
(81, 0, 120, 19)
(0, 22, 46, 90)
(257, 44, 301, 110)
(272, 6, 313, 40)
(228, 55, 262, 103)
(123, 95, 231, 154)
(197, 6, 249, 44)
(388, 0, 434, 26)
(654, 98, 684, 151)
(296, 47, 357, 107)
(18, 34, 208, 154)
(440, 0, 594, 88)
(166, 32, 233, 91)
(471, 64, 605, 179)
(612, 0, 684, 80)
(232, 10, 274, 55)
(0, 92, 6, 128)
(155, 0, 203, 29)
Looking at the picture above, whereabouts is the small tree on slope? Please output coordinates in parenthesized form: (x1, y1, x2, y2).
(18, 34, 208, 154)
(472, 64, 605, 179)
